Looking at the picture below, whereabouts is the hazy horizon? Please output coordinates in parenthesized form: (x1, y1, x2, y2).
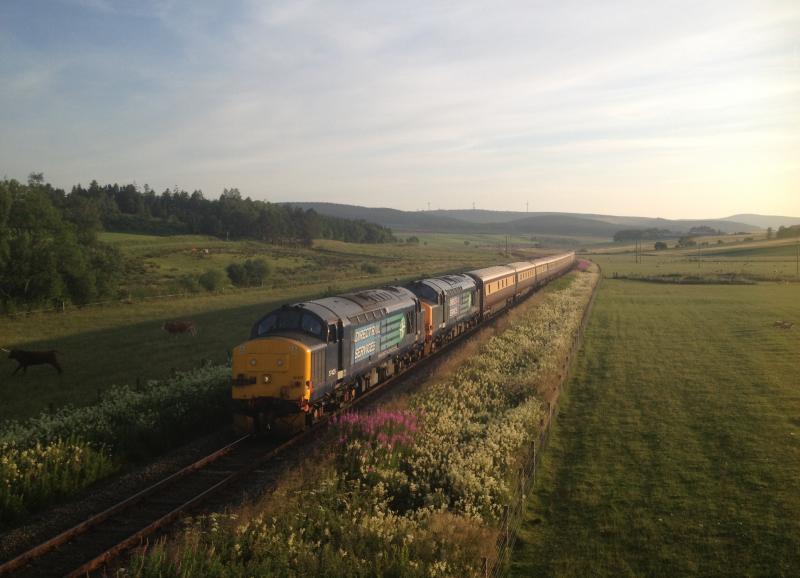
(2, 0, 798, 218)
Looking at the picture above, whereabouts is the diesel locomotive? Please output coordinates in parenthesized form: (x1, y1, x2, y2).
(231, 252, 575, 433)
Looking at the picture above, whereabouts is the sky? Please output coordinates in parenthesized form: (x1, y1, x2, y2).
(1, 0, 798, 218)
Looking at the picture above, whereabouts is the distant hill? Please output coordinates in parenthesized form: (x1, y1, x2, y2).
(723, 214, 800, 229)
(286, 202, 472, 232)
(288, 202, 765, 238)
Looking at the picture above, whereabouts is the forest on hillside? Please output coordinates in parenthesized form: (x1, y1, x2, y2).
(0, 175, 395, 311)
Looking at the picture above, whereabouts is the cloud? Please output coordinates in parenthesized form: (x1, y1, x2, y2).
(1, 0, 798, 216)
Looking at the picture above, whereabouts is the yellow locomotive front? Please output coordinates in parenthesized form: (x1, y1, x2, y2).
(231, 336, 314, 433)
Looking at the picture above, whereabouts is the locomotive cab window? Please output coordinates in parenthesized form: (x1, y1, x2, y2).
(301, 313, 324, 339)
(255, 310, 324, 339)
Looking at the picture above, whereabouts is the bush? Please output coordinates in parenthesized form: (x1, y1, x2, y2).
(244, 258, 270, 286)
(360, 263, 381, 275)
(227, 259, 270, 287)
(198, 269, 225, 292)
(177, 274, 200, 293)
(654, 241, 667, 250)
(226, 263, 246, 286)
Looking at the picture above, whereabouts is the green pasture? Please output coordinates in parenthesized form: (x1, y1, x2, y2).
(0, 233, 503, 423)
(97, 231, 512, 297)
(511, 278, 800, 576)
(586, 239, 800, 280)
(392, 231, 608, 250)
(585, 233, 768, 255)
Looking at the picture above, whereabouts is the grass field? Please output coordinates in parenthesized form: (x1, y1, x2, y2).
(510, 277, 800, 576)
(586, 239, 800, 280)
(98, 232, 509, 298)
(0, 233, 537, 423)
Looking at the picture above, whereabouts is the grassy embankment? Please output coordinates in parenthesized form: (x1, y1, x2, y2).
(0, 233, 514, 422)
(511, 248, 800, 577)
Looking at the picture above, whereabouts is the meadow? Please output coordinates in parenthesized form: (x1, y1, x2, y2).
(590, 240, 800, 280)
(0, 233, 509, 422)
(511, 249, 800, 576)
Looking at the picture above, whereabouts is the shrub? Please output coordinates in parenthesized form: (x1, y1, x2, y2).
(227, 259, 271, 287)
(244, 258, 270, 286)
(360, 263, 381, 275)
(177, 274, 200, 293)
(198, 269, 225, 292)
(226, 263, 247, 286)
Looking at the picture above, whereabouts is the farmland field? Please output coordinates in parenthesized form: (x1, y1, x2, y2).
(590, 239, 800, 280)
(511, 265, 800, 576)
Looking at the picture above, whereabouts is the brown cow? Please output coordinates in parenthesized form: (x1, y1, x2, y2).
(2, 348, 63, 375)
(162, 320, 198, 337)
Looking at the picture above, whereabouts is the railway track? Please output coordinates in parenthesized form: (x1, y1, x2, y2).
(0, 275, 566, 578)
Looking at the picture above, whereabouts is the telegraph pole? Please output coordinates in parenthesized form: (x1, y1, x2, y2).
(796, 239, 799, 277)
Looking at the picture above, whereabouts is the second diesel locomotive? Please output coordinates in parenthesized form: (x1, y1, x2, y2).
(231, 252, 575, 433)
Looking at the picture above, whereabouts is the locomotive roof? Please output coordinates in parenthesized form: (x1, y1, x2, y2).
(409, 274, 475, 296)
(295, 286, 417, 325)
(466, 265, 516, 282)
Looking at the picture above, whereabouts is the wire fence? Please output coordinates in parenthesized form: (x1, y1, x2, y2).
(483, 265, 602, 577)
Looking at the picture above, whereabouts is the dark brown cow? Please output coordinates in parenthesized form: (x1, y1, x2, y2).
(3, 348, 63, 375)
(162, 320, 197, 336)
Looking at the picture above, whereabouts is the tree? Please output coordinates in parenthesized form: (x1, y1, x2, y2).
(654, 241, 667, 250)
(220, 188, 242, 200)
(767, 227, 774, 240)
(27, 172, 44, 186)
(244, 258, 270, 286)
(226, 259, 270, 287)
(199, 269, 225, 292)
(226, 263, 247, 286)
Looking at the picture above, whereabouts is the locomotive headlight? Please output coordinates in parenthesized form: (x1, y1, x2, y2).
(249, 359, 257, 366)
(263, 374, 271, 384)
